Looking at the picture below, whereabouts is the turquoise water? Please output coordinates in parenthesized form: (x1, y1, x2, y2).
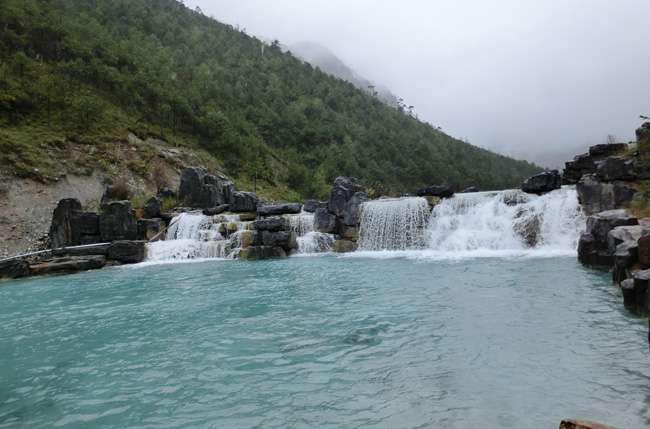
(0, 256, 648, 428)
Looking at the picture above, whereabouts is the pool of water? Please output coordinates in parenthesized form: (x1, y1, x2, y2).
(0, 256, 648, 428)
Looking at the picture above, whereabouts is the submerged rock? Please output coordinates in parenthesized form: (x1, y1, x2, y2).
(559, 419, 619, 429)
(0, 259, 31, 280)
(521, 170, 562, 195)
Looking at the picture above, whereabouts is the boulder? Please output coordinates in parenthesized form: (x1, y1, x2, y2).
(578, 233, 612, 267)
(144, 197, 162, 219)
(559, 419, 619, 429)
(622, 270, 650, 316)
(238, 246, 287, 260)
(416, 185, 454, 198)
(178, 167, 232, 208)
(340, 226, 359, 241)
(230, 191, 259, 212)
(342, 192, 369, 226)
(260, 231, 297, 250)
(563, 153, 597, 185)
(202, 205, 230, 216)
(72, 212, 101, 245)
(586, 210, 638, 244)
(99, 201, 138, 242)
(613, 242, 638, 284)
(588, 143, 627, 157)
(314, 208, 337, 234)
(303, 199, 327, 213)
(137, 218, 164, 241)
(328, 176, 365, 217)
(595, 156, 636, 182)
(50, 198, 83, 248)
(257, 203, 302, 216)
(252, 217, 288, 232)
(501, 190, 530, 206)
(0, 259, 31, 280)
(107, 240, 147, 264)
(513, 207, 542, 247)
(607, 225, 646, 254)
(638, 234, 650, 267)
(521, 170, 562, 195)
(29, 256, 106, 276)
(333, 239, 357, 253)
(577, 175, 636, 215)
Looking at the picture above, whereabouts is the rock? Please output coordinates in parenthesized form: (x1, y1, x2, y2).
(595, 156, 636, 182)
(589, 143, 628, 157)
(622, 270, 650, 316)
(577, 175, 636, 215)
(607, 225, 646, 254)
(501, 190, 529, 206)
(238, 246, 287, 260)
(328, 176, 365, 217)
(144, 197, 162, 219)
(236, 230, 256, 248)
(340, 226, 359, 241)
(72, 212, 101, 245)
(257, 203, 302, 216)
(0, 259, 31, 280)
(252, 217, 288, 232)
(578, 233, 612, 267)
(52, 243, 111, 257)
(613, 242, 638, 284)
(333, 239, 357, 253)
(29, 256, 106, 276)
(237, 212, 257, 222)
(521, 170, 562, 195)
(460, 186, 479, 193)
(342, 192, 369, 226)
(314, 208, 337, 233)
(137, 218, 164, 241)
(99, 201, 138, 242)
(107, 240, 147, 264)
(563, 153, 597, 185)
(178, 167, 232, 208)
(416, 185, 454, 198)
(202, 205, 230, 216)
(100, 184, 130, 206)
(157, 187, 176, 200)
(230, 191, 259, 212)
(513, 207, 542, 247)
(260, 231, 296, 250)
(49, 198, 83, 248)
(586, 210, 638, 244)
(303, 199, 327, 213)
(423, 196, 441, 207)
(638, 234, 650, 267)
(559, 419, 619, 429)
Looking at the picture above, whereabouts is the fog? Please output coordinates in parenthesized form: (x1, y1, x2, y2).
(187, 0, 650, 168)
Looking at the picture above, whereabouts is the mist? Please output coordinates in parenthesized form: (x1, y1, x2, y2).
(186, 0, 650, 168)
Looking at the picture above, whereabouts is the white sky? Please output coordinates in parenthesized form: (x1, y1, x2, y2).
(187, 0, 650, 167)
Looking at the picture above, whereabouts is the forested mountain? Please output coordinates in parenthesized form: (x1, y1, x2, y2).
(0, 0, 541, 199)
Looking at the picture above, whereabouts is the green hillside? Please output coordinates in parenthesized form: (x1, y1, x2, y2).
(0, 0, 541, 199)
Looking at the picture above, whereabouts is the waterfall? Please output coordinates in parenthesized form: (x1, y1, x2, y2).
(288, 212, 334, 254)
(147, 212, 246, 262)
(427, 187, 584, 256)
(357, 197, 430, 250)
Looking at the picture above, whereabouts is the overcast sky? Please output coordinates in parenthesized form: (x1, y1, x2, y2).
(187, 0, 650, 168)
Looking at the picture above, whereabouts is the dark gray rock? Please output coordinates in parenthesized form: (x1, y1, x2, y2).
(52, 243, 111, 257)
(178, 167, 232, 208)
(238, 246, 287, 260)
(144, 197, 162, 219)
(157, 187, 176, 200)
(607, 225, 646, 255)
(260, 231, 297, 250)
(577, 174, 636, 215)
(252, 217, 288, 232)
(202, 205, 230, 216)
(99, 201, 138, 242)
(29, 256, 106, 276)
(613, 242, 638, 284)
(622, 270, 650, 316)
(563, 153, 597, 185)
(107, 241, 147, 264)
(137, 218, 164, 241)
(230, 191, 259, 212)
(589, 143, 627, 157)
(314, 208, 337, 233)
(303, 199, 327, 213)
(50, 198, 82, 248)
(416, 185, 454, 198)
(257, 203, 302, 216)
(586, 209, 638, 244)
(638, 234, 650, 267)
(521, 170, 562, 195)
(595, 156, 636, 182)
(0, 259, 31, 280)
(342, 192, 369, 226)
(328, 176, 364, 217)
(71, 212, 100, 245)
(578, 233, 613, 267)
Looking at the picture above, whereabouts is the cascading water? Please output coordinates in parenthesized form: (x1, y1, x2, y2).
(147, 212, 245, 262)
(426, 187, 585, 257)
(288, 212, 334, 254)
(357, 197, 430, 250)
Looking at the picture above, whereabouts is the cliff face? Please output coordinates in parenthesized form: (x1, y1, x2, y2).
(572, 121, 650, 317)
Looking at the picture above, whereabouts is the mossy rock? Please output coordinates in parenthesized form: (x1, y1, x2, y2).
(333, 239, 357, 253)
